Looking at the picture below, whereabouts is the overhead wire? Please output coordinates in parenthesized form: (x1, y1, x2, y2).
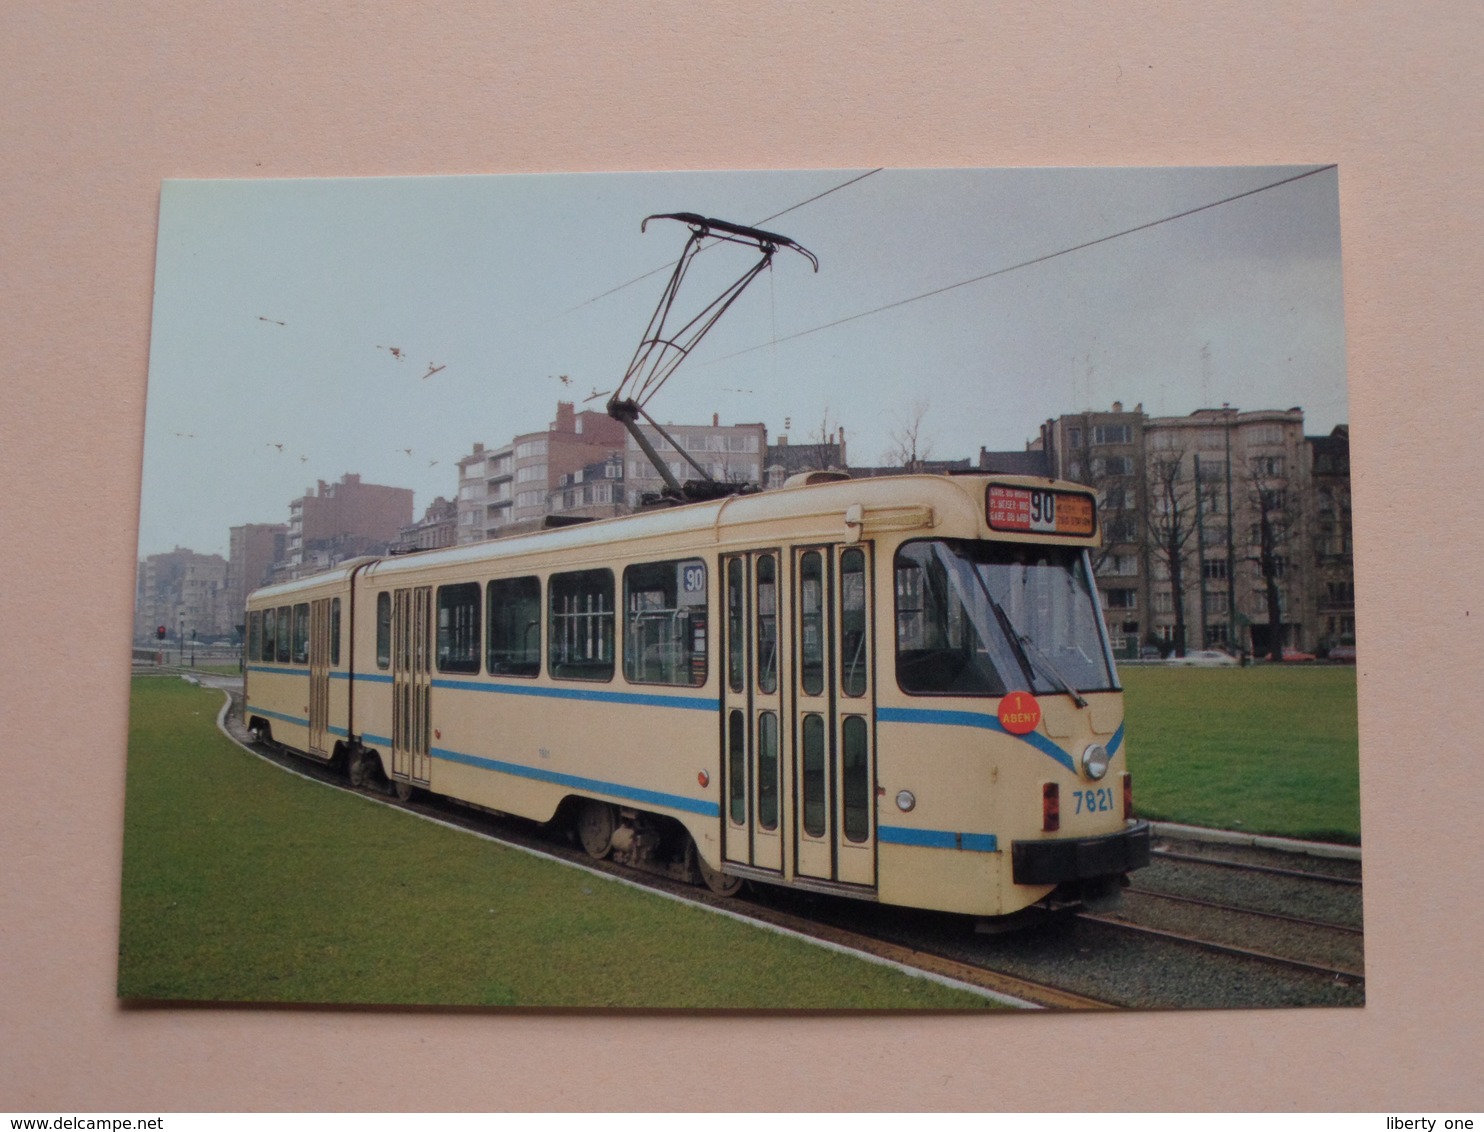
(753, 167, 883, 226)
(702, 164, 1340, 366)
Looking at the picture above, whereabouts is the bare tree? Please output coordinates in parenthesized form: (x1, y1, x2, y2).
(884, 398, 934, 470)
(1144, 449, 1203, 658)
(802, 404, 846, 472)
(1244, 456, 1300, 662)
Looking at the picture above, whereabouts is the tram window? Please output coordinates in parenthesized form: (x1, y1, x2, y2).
(801, 714, 827, 838)
(487, 576, 541, 677)
(549, 568, 614, 681)
(247, 611, 262, 663)
(728, 710, 746, 825)
(376, 592, 391, 669)
(894, 539, 1117, 697)
(726, 558, 744, 694)
(262, 608, 276, 662)
(624, 558, 707, 687)
(894, 547, 1008, 696)
(799, 552, 825, 696)
(436, 582, 481, 674)
(756, 554, 778, 695)
(277, 606, 292, 663)
(330, 598, 341, 667)
(292, 604, 310, 664)
(757, 710, 779, 831)
(842, 715, 870, 843)
(840, 548, 867, 697)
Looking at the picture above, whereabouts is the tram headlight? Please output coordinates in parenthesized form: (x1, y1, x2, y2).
(895, 790, 916, 813)
(1081, 743, 1110, 781)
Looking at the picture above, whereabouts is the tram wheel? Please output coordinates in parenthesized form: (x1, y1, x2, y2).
(347, 748, 368, 788)
(577, 799, 616, 860)
(695, 846, 744, 897)
(394, 779, 414, 803)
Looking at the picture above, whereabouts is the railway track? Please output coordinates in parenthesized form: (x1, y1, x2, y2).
(214, 685, 1365, 1012)
(1060, 834, 1366, 997)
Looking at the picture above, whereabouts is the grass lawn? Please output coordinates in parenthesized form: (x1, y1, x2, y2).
(119, 678, 996, 1009)
(1120, 664, 1361, 843)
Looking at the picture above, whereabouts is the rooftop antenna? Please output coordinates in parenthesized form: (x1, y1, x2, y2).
(607, 213, 818, 502)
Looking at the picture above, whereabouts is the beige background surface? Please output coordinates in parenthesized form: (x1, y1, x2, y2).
(3, 2, 1480, 1112)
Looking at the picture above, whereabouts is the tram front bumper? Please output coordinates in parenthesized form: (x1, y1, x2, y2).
(1011, 820, 1152, 886)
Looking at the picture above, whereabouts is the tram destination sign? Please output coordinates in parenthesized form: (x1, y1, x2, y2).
(986, 484, 1097, 537)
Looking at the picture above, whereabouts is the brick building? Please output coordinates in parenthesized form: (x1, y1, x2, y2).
(459, 402, 629, 542)
(284, 473, 413, 578)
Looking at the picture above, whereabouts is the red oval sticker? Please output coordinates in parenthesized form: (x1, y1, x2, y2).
(998, 691, 1041, 735)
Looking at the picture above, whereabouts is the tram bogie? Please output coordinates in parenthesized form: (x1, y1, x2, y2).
(243, 473, 1150, 920)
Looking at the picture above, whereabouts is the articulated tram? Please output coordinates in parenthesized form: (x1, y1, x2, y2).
(244, 472, 1150, 919)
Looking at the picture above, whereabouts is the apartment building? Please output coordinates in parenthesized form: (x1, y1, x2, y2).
(393, 496, 458, 553)
(624, 415, 766, 505)
(1039, 403, 1344, 659)
(1309, 425, 1355, 653)
(458, 402, 628, 542)
(284, 473, 414, 578)
(135, 547, 231, 643)
(226, 522, 287, 622)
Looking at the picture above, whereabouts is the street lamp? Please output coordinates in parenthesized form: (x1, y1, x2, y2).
(178, 613, 185, 667)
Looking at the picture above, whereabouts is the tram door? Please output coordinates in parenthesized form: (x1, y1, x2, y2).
(307, 598, 333, 756)
(721, 551, 785, 874)
(794, 545, 877, 888)
(390, 586, 433, 788)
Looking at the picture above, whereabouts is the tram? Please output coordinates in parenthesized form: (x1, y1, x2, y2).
(244, 471, 1151, 919)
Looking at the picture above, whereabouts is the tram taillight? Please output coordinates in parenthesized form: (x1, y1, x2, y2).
(1042, 782, 1060, 832)
(1123, 773, 1134, 820)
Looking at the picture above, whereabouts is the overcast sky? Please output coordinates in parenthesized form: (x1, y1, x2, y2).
(138, 165, 1346, 559)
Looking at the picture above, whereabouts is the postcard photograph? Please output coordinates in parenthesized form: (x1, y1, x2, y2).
(122, 165, 1360, 1011)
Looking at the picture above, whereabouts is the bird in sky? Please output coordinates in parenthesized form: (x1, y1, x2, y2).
(258, 316, 286, 326)
(379, 345, 404, 361)
(422, 363, 446, 380)
(551, 373, 571, 385)
(268, 442, 284, 452)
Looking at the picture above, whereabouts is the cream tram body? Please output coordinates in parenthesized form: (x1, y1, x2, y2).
(244, 473, 1149, 918)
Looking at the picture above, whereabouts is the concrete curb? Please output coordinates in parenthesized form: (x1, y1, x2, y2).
(1150, 820, 1361, 861)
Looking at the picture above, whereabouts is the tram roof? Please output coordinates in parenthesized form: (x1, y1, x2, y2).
(357, 471, 1079, 582)
(248, 473, 1090, 600)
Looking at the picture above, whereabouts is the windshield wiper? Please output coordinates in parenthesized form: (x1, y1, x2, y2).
(1007, 624, 1087, 709)
(950, 546, 1088, 708)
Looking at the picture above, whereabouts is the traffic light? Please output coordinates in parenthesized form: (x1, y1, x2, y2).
(156, 625, 167, 640)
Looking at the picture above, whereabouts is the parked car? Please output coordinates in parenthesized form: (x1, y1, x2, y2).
(1280, 647, 1317, 662)
(1139, 645, 1164, 660)
(1327, 644, 1357, 663)
(1168, 649, 1239, 667)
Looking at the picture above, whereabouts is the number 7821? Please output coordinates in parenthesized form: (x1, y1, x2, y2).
(1072, 787, 1116, 815)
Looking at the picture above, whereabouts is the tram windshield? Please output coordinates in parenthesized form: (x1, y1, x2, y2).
(895, 539, 1118, 698)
